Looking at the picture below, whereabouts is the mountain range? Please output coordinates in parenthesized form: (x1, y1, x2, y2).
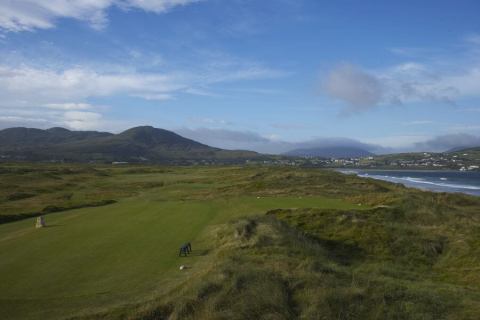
(0, 126, 259, 163)
(1, 126, 477, 163)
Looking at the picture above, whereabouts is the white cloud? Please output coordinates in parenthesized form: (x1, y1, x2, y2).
(323, 64, 383, 112)
(44, 103, 94, 110)
(401, 120, 434, 126)
(0, 65, 184, 107)
(121, 0, 201, 13)
(187, 117, 232, 126)
(381, 62, 461, 106)
(132, 93, 174, 101)
(208, 66, 288, 83)
(0, 0, 200, 32)
(414, 133, 480, 152)
(0, 60, 284, 109)
(0, 107, 84, 129)
(62, 110, 103, 130)
(183, 87, 222, 97)
(322, 61, 480, 113)
(322, 35, 480, 113)
(0, 106, 134, 132)
(0, 115, 50, 124)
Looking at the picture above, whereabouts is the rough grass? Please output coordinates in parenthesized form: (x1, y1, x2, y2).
(111, 214, 479, 320)
(0, 164, 479, 319)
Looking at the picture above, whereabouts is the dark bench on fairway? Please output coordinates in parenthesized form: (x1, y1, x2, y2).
(179, 242, 192, 257)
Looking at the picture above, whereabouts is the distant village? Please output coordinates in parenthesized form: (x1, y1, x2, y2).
(246, 152, 480, 171)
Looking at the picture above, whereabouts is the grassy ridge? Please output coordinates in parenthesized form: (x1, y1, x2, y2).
(96, 212, 480, 319)
(0, 164, 479, 319)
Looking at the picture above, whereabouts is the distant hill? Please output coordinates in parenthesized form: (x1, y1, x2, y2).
(0, 126, 259, 163)
(447, 146, 480, 164)
(285, 146, 374, 159)
(447, 146, 480, 154)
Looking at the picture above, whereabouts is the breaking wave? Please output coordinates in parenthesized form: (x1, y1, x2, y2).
(358, 174, 480, 191)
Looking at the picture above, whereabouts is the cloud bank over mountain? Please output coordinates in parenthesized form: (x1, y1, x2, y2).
(177, 128, 480, 154)
(414, 133, 480, 152)
(177, 128, 389, 154)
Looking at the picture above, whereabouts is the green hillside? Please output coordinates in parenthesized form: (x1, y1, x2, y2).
(0, 164, 479, 319)
(0, 126, 259, 163)
(450, 146, 480, 161)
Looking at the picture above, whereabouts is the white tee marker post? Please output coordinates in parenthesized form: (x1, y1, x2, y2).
(35, 216, 46, 228)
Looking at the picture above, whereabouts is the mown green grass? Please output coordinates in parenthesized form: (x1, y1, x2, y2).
(1, 164, 479, 319)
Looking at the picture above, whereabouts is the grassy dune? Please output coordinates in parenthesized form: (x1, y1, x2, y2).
(0, 164, 479, 319)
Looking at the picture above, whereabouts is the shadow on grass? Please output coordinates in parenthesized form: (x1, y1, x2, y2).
(310, 236, 365, 266)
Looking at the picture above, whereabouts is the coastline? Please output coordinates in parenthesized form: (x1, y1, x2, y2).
(337, 168, 480, 197)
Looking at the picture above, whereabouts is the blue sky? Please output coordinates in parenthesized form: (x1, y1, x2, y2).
(1, 0, 480, 153)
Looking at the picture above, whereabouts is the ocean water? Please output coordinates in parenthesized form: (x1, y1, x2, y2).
(338, 169, 480, 196)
